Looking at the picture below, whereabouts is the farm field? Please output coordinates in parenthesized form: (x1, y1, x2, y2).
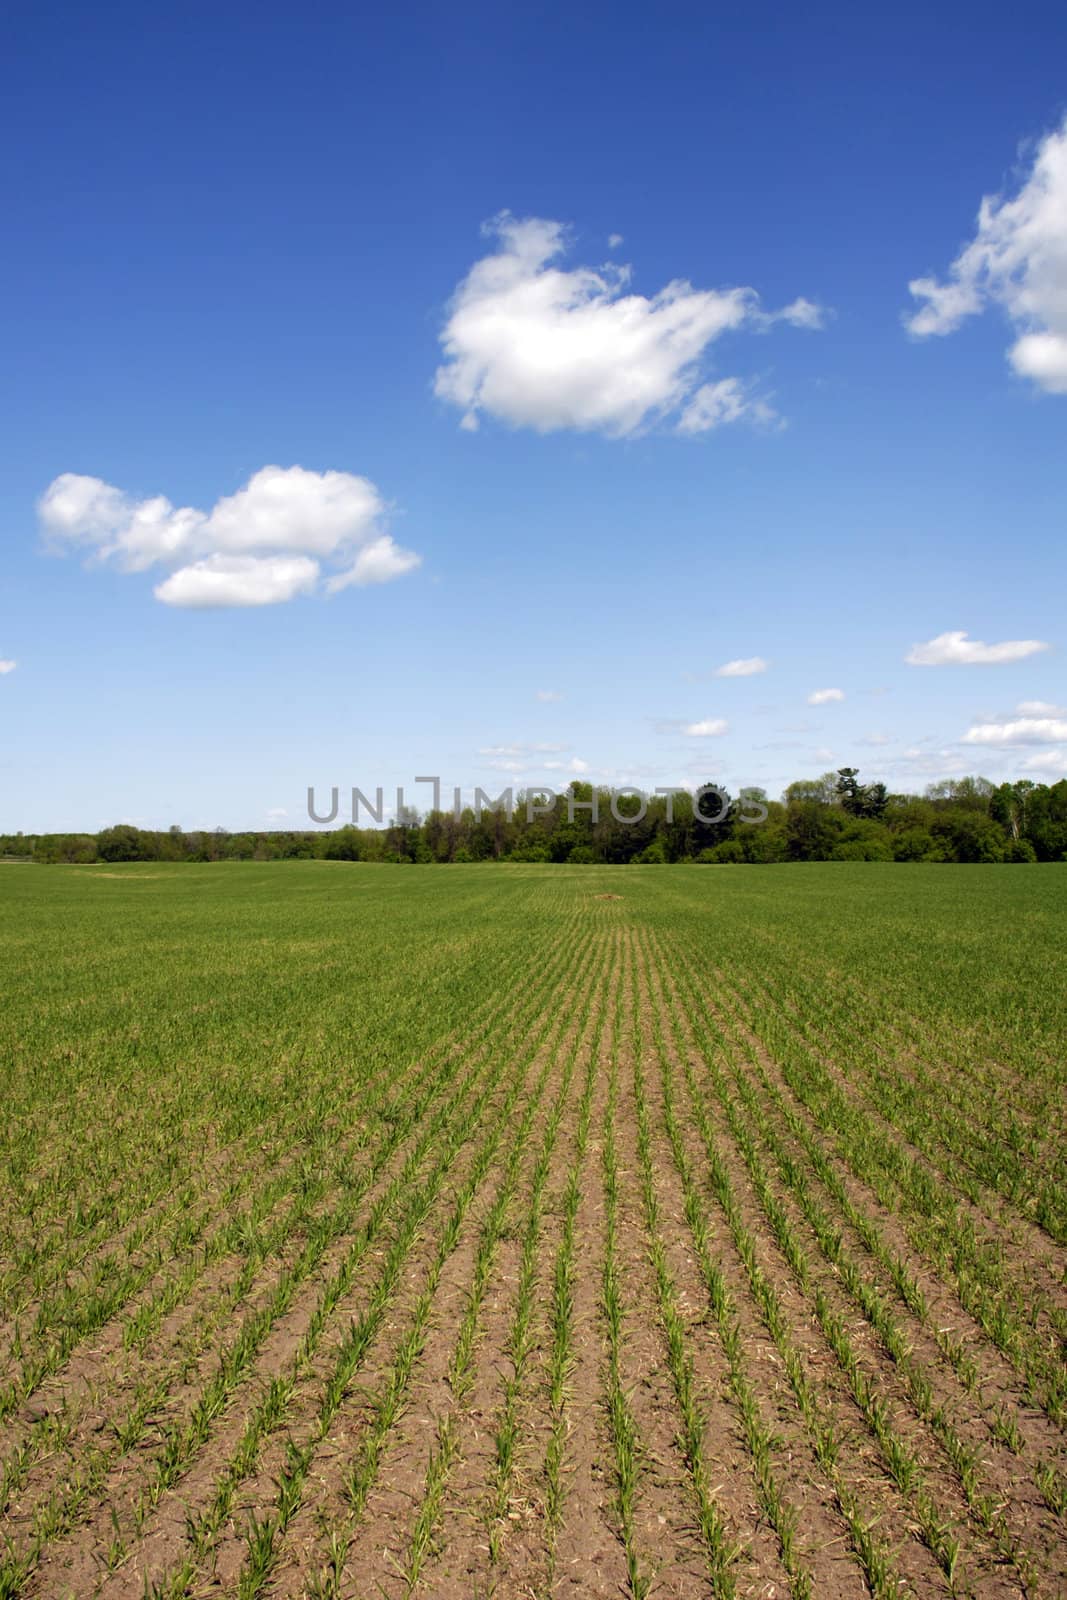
(0, 863, 1065, 1600)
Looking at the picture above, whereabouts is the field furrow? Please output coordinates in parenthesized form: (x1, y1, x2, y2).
(1, 864, 1063, 1600)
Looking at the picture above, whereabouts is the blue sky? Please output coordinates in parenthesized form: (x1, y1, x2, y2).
(2, 0, 1066, 831)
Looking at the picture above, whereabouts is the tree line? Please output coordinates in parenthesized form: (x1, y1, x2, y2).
(7, 770, 1067, 865)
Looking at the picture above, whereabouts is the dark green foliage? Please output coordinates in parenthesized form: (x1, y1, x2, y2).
(8, 772, 1067, 867)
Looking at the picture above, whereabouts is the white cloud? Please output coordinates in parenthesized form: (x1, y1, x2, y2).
(1021, 749, 1067, 774)
(39, 476, 198, 570)
(678, 378, 778, 434)
(0, 659, 15, 675)
(206, 468, 385, 555)
(684, 718, 729, 737)
(963, 715, 1067, 746)
(905, 278, 983, 339)
(807, 688, 844, 705)
(608, 233, 624, 249)
(479, 743, 586, 777)
(760, 297, 826, 331)
(266, 807, 289, 821)
(714, 656, 769, 678)
(435, 212, 824, 436)
(38, 474, 132, 543)
(1017, 698, 1065, 715)
(544, 756, 590, 773)
(39, 466, 420, 607)
(479, 742, 565, 757)
(906, 630, 1049, 666)
(325, 536, 421, 591)
(154, 555, 320, 608)
(905, 117, 1067, 392)
(536, 688, 564, 702)
(895, 748, 971, 778)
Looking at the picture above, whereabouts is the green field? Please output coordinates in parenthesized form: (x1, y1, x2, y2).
(1, 863, 1065, 1599)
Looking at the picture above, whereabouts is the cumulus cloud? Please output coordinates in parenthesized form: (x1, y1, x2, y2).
(0, 659, 15, 675)
(38, 465, 421, 607)
(154, 555, 320, 609)
(905, 117, 1067, 392)
(807, 688, 844, 705)
(684, 718, 729, 737)
(906, 630, 1049, 666)
(714, 656, 769, 678)
(435, 212, 824, 436)
(963, 715, 1067, 745)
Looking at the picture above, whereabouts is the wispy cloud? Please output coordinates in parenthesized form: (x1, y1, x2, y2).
(479, 743, 587, 777)
(683, 718, 729, 737)
(807, 687, 844, 705)
(714, 655, 769, 678)
(758, 297, 826, 331)
(677, 379, 778, 434)
(1021, 749, 1067, 774)
(478, 743, 565, 758)
(1017, 699, 1065, 715)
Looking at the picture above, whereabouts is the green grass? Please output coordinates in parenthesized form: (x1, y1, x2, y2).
(0, 861, 1063, 1600)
